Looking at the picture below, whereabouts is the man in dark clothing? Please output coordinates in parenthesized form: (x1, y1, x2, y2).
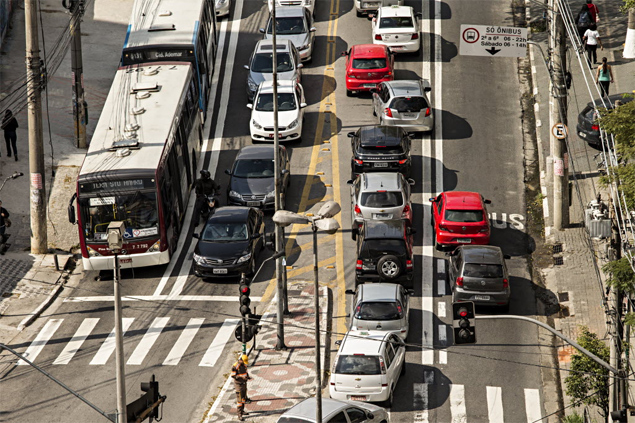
(231, 354, 252, 421)
(1, 110, 18, 161)
(194, 169, 220, 224)
(0, 200, 10, 253)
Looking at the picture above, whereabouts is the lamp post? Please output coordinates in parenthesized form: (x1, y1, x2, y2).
(273, 201, 341, 423)
(0, 171, 24, 192)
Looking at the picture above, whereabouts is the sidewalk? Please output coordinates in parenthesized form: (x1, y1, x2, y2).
(203, 282, 330, 423)
(527, 0, 635, 419)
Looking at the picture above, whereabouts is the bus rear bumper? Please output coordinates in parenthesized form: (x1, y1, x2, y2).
(83, 250, 170, 270)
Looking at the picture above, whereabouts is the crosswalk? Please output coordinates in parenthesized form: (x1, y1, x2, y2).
(15, 317, 239, 367)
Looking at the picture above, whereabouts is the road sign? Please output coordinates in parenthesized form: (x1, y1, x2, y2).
(460, 25, 528, 58)
(551, 123, 568, 140)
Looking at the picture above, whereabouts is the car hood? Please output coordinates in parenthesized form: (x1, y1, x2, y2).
(195, 239, 250, 259)
(265, 33, 310, 50)
(230, 176, 274, 196)
(252, 109, 299, 127)
(249, 70, 297, 87)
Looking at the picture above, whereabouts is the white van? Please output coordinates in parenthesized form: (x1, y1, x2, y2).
(329, 330, 406, 407)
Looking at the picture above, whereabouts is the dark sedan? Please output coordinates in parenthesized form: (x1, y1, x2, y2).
(226, 145, 290, 211)
(192, 207, 264, 278)
(576, 93, 633, 147)
(349, 125, 412, 179)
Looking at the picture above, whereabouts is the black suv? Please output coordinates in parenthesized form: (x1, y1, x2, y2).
(348, 125, 412, 179)
(355, 219, 415, 287)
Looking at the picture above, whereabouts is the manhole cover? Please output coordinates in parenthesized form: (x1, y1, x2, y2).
(554, 256, 564, 265)
(558, 292, 569, 302)
(552, 243, 563, 254)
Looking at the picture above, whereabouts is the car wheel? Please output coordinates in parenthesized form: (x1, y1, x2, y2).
(377, 255, 402, 280)
(351, 226, 357, 240)
(346, 89, 354, 97)
(372, 108, 377, 117)
(400, 361, 406, 376)
(382, 387, 393, 408)
(356, 9, 363, 17)
(501, 303, 510, 313)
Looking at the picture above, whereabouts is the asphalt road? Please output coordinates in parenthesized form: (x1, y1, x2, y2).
(1, 0, 548, 421)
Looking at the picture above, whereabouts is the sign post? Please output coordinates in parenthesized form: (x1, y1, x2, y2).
(460, 25, 528, 58)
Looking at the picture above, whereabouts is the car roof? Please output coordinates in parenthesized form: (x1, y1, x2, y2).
(358, 125, 406, 147)
(363, 219, 405, 239)
(255, 38, 292, 52)
(280, 398, 352, 420)
(236, 145, 276, 159)
(385, 80, 425, 97)
(339, 330, 390, 354)
(258, 80, 296, 92)
(273, 6, 306, 17)
(443, 191, 484, 209)
(208, 207, 250, 223)
(359, 283, 400, 302)
(351, 44, 389, 58)
(378, 5, 414, 17)
(459, 245, 504, 264)
(361, 172, 401, 191)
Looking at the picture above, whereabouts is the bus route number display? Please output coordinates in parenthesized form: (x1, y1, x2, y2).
(80, 178, 155, 193)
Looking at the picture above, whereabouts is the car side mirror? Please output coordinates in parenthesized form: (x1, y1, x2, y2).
(225, 169, 231, 175)
(300, 103, 307, 108)
(428, 197, 436, 202)
(310, 27, 317, 32)
(416, 12, 423, 17)
(425, 86, 431, 92)
(408, 178, 415, 186)
(243, 65, 249, 70)
(281, 169, 289, 175)
(484, 199, 492, 204)
(340, 50, 348, 57)
(345, 289, 355, 295)
(346, 179, 354, 185)
(193, 233, 200, 239)
(247, 104, 253, 109)
(259, 28, 266, 34)
(335, 340, 342, 346)
(347, 132, 355, 138)
(407, 227, 417, 235)
(503, 254, 511, 259)
(298, 63, 304, 69)
(67, 204, 76, 224)
(407, 289, 415, 296)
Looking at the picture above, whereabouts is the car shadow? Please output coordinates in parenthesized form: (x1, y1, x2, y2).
(392, 363, 452, 412)
(439, 109, 473, 140)
(301, 74, 337, 106)
(419, 32, 458, 62)
(394, 68, 422, 80)
(490, 224, 536, 257)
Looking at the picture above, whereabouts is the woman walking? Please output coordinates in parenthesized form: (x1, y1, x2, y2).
(1, 110, 18, 161)
(583, 24, 603, 65)
(576, 4, 594, 41)
(596, 57, 614, 98)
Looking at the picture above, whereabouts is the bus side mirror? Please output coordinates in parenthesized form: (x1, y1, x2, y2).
(68, 204, 76, 224)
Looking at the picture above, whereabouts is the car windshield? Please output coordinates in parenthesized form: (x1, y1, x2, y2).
(363, 239, 407, 257)
(335, 355, 381, 375)
(379, 16, 414, 28)
(463, 263, 504, 278)
(267, 17, 306, 35)
(251, 52, 293, 73)
(444, 209, 484, 223)
(255, 92, 297, 112)
(360, 191, 403, 207)
(232, 159, 275, 178)
(201, 222, 249, 242)
(352, 58, 387, 70)
(389, 96, 428, 112)
(355, 301, 402, 320)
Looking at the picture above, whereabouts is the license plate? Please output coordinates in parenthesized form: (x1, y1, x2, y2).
(374, 162, 389, 168)
(474, 295, 490, 301)
(247, 201, 260, 207)
(402, 113, 416, 118)
(269, 133, 275, 138)
(120, 258, 132, 264)
(390, 45, 403, 50)
(213, 268, 228, 274)
(350, 396, 367, 401)
(373, 213, 392, 219)
(363, 83, 376, 88)
(578, 131, 587, 138)
(362, 2, 378, 7)
(456, 238, 471, 243)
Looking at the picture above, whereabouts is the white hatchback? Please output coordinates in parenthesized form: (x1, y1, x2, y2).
(248, 80, 306, 142)
(371, 6, 421, 54)
(329, 330, 406, 407)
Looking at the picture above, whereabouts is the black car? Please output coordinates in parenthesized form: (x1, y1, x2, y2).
(576, 93, 633, 147)
(355, 219, 415, 287)
(192, 207, 264, 278)
(349, 125, 412, 179)
(226, 145, 290, 210)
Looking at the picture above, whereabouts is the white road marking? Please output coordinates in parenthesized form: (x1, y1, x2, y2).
(439, 349, 447, 364)
(450, 384, 467, 423)
(163, 318, 205, 366)
(89, 318, 134, 365)
(168, 237, 198, 299)
(413, 383, 429, 422)
(17, 319, 64, 365)
(199, 318, 240, 367)
(53, 318, 100, 365)
(487, 386, 505, 423)
(524, 388, 542, 423)
(64, 295, 262, 302)
(438, 324, 447, 345)
(437, 258, 445, 274)
(437, 279, 446, 296)
(437, 301, 446, 317)
(127, 317, 170, 365)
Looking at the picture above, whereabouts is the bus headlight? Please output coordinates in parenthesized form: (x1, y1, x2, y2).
(87, 246, 101, 257)
(147, 240, 161, 252)
(237, 253, 252, 264)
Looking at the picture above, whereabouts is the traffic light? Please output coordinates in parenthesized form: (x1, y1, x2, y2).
(452, 302, 476, 345)
(140, 376, 160, 419)
(239, 282, 251, 317)
(126, 374, 166, 422)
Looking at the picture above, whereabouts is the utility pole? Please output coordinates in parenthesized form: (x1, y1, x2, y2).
(25, 0, 47, 254)
(624, 8, 635, 59)
(312, 226, 323, 422)
(608, 195, 624, 414)
(68, 0, 87, 148)
(550, 0, 568, 230)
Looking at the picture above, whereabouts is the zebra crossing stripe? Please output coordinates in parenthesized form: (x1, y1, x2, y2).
(487, 386, 504, 423)
(17, 319, 64, 365)
(163, 318, 205, 366)
(524, 388, 541, 423)
(450, 384, 467, 423)
(127, 317, 170, 365)
(413, 383, 429, 422)
(53, 318, 100, 365)
(89, 318, 135, 365)
(199, 318, 239, 367)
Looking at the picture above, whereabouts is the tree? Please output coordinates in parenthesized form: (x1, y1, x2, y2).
(602, 256, 635, 295)
(564, 327, 610, 420)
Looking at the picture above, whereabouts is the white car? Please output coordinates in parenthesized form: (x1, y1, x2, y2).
(329, 330, 406, 407)
(371, 6, 421, 54)
(268, 0, 314, 17)
(248, 80, 306, 142)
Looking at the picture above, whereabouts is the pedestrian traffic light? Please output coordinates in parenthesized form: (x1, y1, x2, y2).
(126, 374, 166, 422)
(452, 302, 476, 345)
(239, 283, 251, 317)
(140, 376, 160, 419)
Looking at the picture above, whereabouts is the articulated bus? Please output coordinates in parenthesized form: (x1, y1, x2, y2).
(69, 63, 202, 270)
(121, 0, 218, 119)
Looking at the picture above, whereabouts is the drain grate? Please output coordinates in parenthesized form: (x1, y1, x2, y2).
(552, 243, 563, 254)
(558, 292, 569, 302)
(554, 256, 564, 265)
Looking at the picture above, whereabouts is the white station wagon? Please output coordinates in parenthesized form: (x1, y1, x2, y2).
(371, 6, 421, 54)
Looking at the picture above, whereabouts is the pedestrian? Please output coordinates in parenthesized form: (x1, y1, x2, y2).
(0, 200, 10, 254)
(575, 4, 594, 42)
(231, 354, 252, 421)
(583, 24, 603, 65)
(586, 0, 600, 23)
(596, 57, 614, 98)
(1, 110, 19, 161)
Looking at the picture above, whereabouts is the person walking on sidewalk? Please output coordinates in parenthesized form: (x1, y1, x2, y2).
(596, 57, 614, 98)
(586, 0, 600, 23)
(575, 3, 594, 42)
(1, 110, 19, 161)
(231, 354, 252, 421)
(0, 200, 10, 254)
(583, 24, 603, 65)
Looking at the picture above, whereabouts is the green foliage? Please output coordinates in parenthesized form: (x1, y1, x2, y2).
(597, 97, 635, 157)
(562, 413, 584, 423)
(602, 256, 635, 295)
(624, 312, 635, 327)
(564, 327, 610, 418)
(622, 0, 635, 13)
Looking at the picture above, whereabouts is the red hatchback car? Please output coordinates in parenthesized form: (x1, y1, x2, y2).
(342, 44, 394, 97)
(429, 191, 492, 249)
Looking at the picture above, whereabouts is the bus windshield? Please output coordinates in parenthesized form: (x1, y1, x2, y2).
(80, 192, 159, 242)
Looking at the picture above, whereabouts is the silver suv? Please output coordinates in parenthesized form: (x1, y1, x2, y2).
(371, 80, 433, 133)
(276, 397, 389, 423)
(346, 283, 413, 340)
(347, 172, 414, 240)
(245, 39, 302, 101)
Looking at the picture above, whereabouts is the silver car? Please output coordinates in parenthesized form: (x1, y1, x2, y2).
(277, 397, 390, 423)
(448, 245, 511, 311)
(346, 282, 413, 340)
(347, 172, 415, 240)
(245, 39, 302, 101)
(371, 80, 433, 132)
(215, 0, 231, 17)
(260, 6, 316, 62)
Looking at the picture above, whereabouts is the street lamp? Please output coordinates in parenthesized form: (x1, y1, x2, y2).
(273, 201, 341, 423)
(0, 171, 24, 192)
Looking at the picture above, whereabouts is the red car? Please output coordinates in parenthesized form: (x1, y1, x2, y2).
(342, 44, 394, 97)
(429, 191, 492, 249)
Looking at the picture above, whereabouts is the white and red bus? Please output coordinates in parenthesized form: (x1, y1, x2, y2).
(69, 63, 202, 270)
